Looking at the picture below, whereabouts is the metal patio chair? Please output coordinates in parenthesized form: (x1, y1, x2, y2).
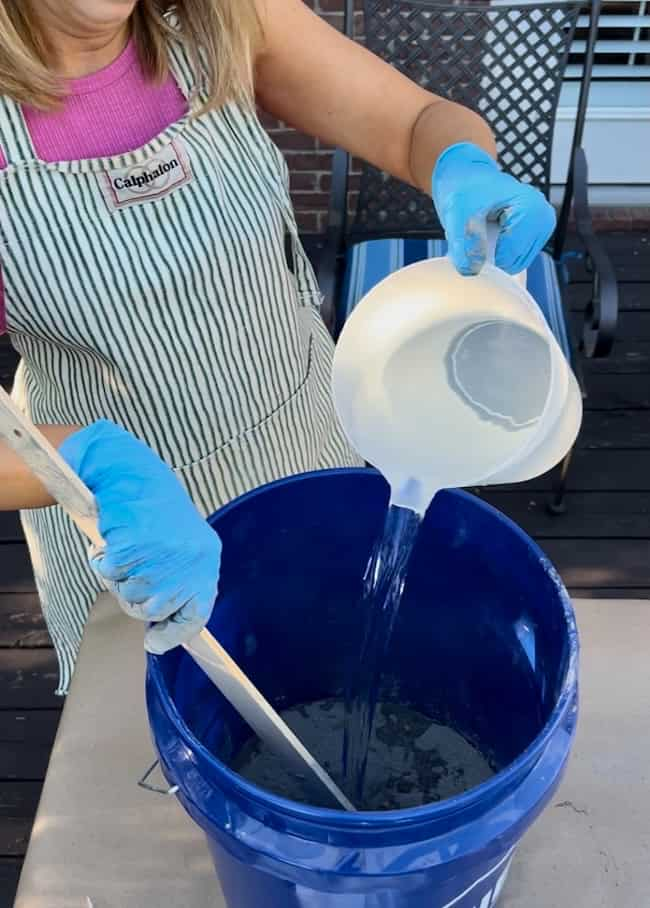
(318, 0, 618, 513)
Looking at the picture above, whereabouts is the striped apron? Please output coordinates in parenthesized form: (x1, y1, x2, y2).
(0, 39, 359, 694)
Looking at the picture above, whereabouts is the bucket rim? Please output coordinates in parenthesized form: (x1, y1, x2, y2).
(148, 468, 579, 829)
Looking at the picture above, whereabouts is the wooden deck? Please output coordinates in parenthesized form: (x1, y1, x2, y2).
(1, 229, 649, 906)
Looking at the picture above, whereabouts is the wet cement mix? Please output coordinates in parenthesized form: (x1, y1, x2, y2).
(231, 698, 496, 811)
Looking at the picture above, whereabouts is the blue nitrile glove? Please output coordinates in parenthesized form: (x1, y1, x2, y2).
(59, 420, 222, 654)
(432, 142, 556, 276)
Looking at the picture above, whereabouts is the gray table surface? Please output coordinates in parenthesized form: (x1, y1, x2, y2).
(14, 595, 650, 908)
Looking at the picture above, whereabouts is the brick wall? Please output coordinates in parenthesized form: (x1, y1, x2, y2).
(261, 0, 362, 234)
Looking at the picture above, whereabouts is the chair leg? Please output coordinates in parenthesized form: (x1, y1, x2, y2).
(548, 447, 574, 516)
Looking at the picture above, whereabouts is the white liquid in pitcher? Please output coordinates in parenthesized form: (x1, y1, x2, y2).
(376, 315, 553, 505)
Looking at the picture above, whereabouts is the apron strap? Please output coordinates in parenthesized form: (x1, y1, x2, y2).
(0, 96, 39, 165)
(166, 37, 200, 111)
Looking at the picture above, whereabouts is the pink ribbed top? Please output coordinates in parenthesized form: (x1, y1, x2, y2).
(0, 41, 188, 332)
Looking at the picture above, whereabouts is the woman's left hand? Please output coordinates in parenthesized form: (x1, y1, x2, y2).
(432, 142, 556, 277)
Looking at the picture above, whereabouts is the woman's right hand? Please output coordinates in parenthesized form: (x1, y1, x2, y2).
(60, 420, 222, 654)
(432, 142, 556, 276)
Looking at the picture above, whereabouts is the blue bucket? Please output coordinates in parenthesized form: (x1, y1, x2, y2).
(146, 469, 578, 907)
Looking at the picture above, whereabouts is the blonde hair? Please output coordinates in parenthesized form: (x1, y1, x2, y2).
(0, 1, 262, 111)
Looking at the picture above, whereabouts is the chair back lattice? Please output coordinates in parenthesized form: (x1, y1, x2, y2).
(351, 0, 584, 241)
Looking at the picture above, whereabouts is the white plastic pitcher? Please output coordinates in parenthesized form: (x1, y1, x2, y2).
(332, 242, 582, 516)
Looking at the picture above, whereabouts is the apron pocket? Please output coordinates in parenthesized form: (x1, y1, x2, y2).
(173, 330, 321, 514)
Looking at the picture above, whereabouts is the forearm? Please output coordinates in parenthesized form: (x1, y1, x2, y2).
(408, 99, 497, 195)
(0, 425, 79, 510)
(255, 0, 497, 195)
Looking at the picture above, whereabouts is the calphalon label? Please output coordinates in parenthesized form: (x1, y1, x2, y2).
(100, 139, 193, 211)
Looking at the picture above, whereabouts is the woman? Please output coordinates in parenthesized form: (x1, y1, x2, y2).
(0, 0, 554, 694)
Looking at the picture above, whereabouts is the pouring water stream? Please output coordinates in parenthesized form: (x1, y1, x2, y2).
(336, 226, 582, 801)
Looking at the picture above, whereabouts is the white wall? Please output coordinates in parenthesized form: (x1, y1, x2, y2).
(550, 83, 650, 205)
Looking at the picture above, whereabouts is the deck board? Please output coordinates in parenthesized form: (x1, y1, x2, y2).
(0, 859, 21, 908)
(0, 783, 43, 858)
(1, 229, 649, 906)
(578, 411, 650, 448)
(581, 347, 650, 374)
(0, 713, 60, 781)
(0, 595, 48, 648)
(569, 282, 649, 311)
(571, 309, 650, 340)
(479, 491, 650, 538)
(500, 450, 650, 491)
(566, 231, 650, 282)
(0, 546, 35, 594)
(581, 373, 650, 410)
(0, 651, 59, 710)
(567, 284, 650, 312)
(0, 513, 22, 543)
(543, 539, 650, 590)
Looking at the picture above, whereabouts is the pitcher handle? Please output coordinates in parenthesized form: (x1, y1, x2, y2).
(486, 219, 527, 289)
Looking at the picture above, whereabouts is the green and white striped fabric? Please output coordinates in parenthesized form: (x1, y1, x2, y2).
(0, 38, 359, 694)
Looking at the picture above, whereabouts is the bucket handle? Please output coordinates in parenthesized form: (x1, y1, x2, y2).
(138, 760, 179, 797)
